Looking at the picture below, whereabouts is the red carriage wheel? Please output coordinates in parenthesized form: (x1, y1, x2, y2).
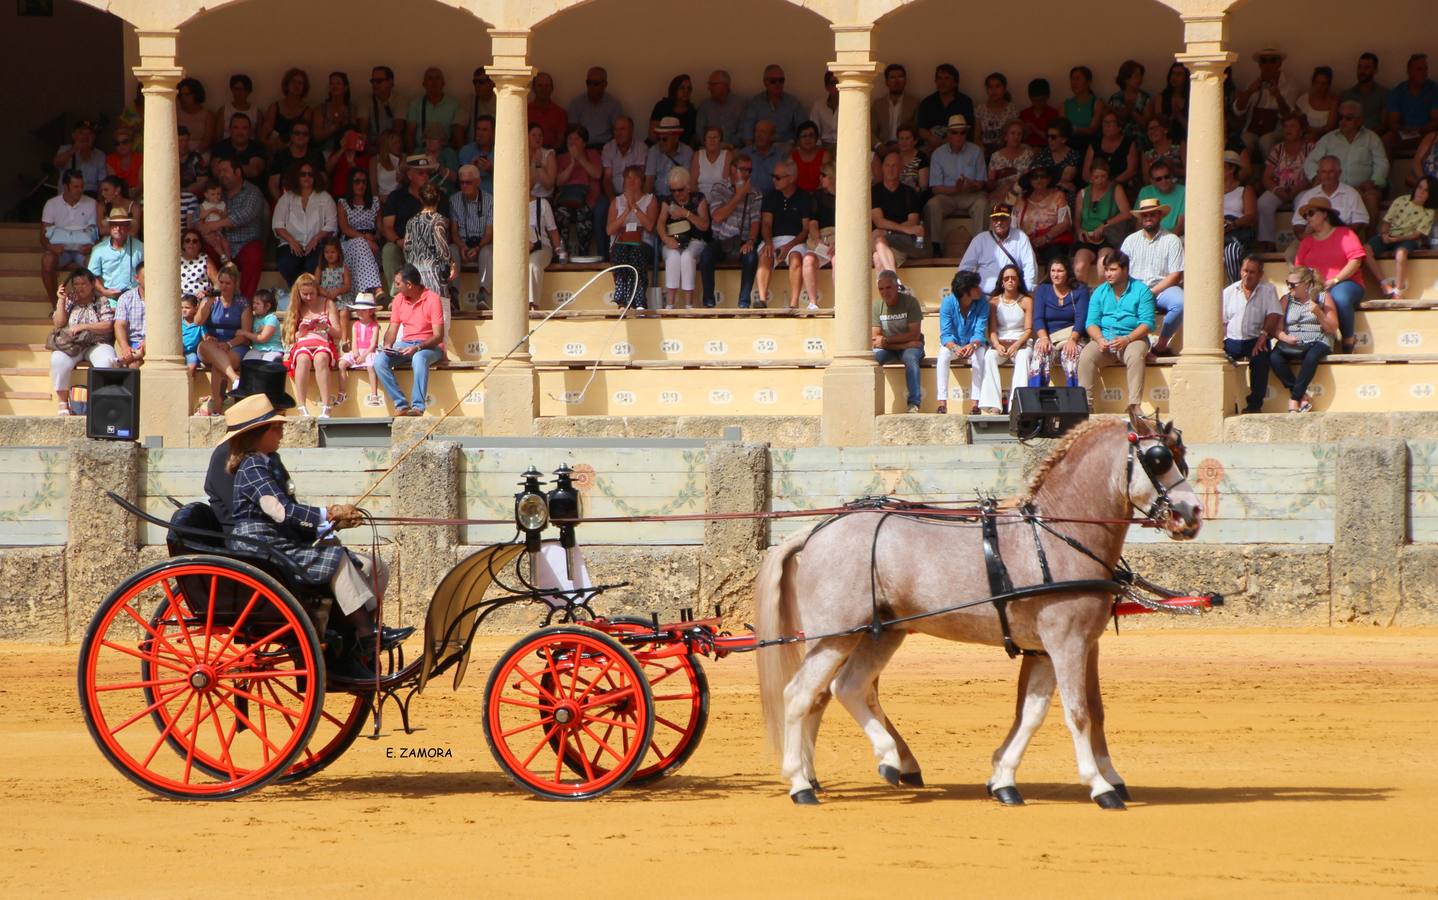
(78, 556, 324, 800)
(274, 692, 371, 784)
(483, 626, 654, 800)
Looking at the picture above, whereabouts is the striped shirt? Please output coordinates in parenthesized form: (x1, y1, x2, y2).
(1119, 228, 1185, 290)
(224, 180, 267, 252)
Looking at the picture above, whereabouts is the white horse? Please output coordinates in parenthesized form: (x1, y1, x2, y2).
(756, 412, 1203, 807)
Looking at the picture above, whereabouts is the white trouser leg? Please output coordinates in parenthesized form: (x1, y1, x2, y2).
(978, 348, 1004, 410)
(527, 245, 553, 307)
(1008, 347, 1033, 408)
(1256, 190, 1284, 244)
(936, 344, 954, 403)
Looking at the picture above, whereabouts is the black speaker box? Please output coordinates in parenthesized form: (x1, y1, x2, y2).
(86, 367, 140, 441)
(1009, 386, 1089, 438)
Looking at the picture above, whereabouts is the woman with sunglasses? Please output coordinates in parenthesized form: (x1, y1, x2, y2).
(271, 161, 337, 286)
(1293, 196, 1365, 352)
(179, 227, 219, 297)
(1269, 266, 1338, 412)
(1032, 117, 1082, 196)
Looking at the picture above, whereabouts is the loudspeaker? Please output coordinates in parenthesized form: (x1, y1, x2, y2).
(1009, 386, 1088, 439)
(86, 368, 140, 441)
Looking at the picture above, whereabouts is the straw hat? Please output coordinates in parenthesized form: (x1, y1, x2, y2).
(404, 153, 434, 170)
(1253, 47, 1287, 62)
(349, 291, 377, 310)
(945, 114, 969, 131)
(106, 208, 133, 224)
(1131, 196, 1171, 218)
(1297, 195, 1333, 219)
(654, 116, 684, 135)
(216, 393, 285, 446)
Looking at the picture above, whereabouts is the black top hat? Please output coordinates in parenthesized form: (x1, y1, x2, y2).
(229, 359, 296, 409)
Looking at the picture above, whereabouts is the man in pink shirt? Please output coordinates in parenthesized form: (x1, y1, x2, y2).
(374, 264, 445, 415)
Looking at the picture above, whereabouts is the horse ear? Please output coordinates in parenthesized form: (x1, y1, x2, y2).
(1127, 407, 1151, 434)
(1161, 419, 1174, 436)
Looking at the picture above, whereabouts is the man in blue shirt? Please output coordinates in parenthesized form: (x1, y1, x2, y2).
(936, 270, 987, 414)
(741, 65, 805, 146)
(88, 211, 144, 302)
(1383, 53, 1438, 156)
(1078, 251, 1154, 415)
(923, 115, 987, 255)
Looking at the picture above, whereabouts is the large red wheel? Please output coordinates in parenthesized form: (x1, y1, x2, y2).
(483, 626, 654, 800)
(78, 556, 324, 800)
(275, 692, 370, 784)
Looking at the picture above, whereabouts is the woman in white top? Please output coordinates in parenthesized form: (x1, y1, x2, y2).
(657, 167, 710, 310)
(1294, 66, 1339, 139)
(370, 129, 403, 201)
(978, 265, 1033, 414)
(1221, 151, 1258, 282)
(607, 165, 658, 310)
(271, 162, 338, 285)
(809, 71, 839, 149)
(528, 122, 557, 200)
(690, 126, 731, 198)
(527, 183, 566, 310)
(216, 74, 259, 140)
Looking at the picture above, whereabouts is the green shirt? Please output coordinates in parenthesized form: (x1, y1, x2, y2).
(872, 291, 924, 339)
(1135, 183, 1186, 232)
(1086, 278, 1156, 340)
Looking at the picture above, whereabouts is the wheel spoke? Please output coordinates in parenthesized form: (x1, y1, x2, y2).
(100, 639, 191, 675)
(225, 683, 308, 721)
(510, 659, 560, 705)
(214, 693, 284, 758)
(111, 684, 189, 739)
(573, 730, 598, 783)
(217, 667, 313, 682)
(497, 696, 549, 712)
(651, 692, 698, 702)
(579, 722, 627, 762)
(519, 722, 561, 769)
(203, 694, 239, 780)
(204, 589, 263, 663)
(653, 714, 687, 736)
(213, 622, 296, 670)
(202, 575, 219, 663)
(581, 684, 638, 710)
(499, 716, 554, 740)
(94, 676, 189, 693)
(119, 604, 195, 667)
(582, 712, 640, 731)
(160, 579, 204, 664)
(574, 656, 617, 705)
(181, 686, 212, 784)
(260, 679, 303, 731)
(644, 663, 683, 688)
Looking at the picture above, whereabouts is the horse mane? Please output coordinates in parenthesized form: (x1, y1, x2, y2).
(1020, 418, 1126, 500)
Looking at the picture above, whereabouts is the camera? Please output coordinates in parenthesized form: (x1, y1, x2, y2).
(464, 236, 482, 248)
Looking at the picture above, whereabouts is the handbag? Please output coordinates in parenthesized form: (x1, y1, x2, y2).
(45, 300, 104, 355)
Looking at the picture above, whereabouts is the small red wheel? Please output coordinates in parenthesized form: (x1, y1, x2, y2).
(78, 556, 324, 800)
(483, 626, 654, 800)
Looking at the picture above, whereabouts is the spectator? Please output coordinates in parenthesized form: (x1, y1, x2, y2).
(697, 70, 744, 148)
(877, 125, 929, 193)
(327, 128, 371, 202)
(975, 72, 1020, 153)
(871, 151, 928, 271)
(1291, 156, 1369, 239)
(1235, 47, 1296, 159)
(40, 170, 98, 300)
(1412, 129, 1438, 187)
(339, 169, 385, 302)
(986, 121, 1034, 205)
(175, 77, 215, 153)
(314, 238, 352, 311)
(181, 295, 203, 380)
(179, 228, 219, 298)
(178, 126, 209, 208)
(1135, 160, 1185, 235)
(449, 164, 493, 301)
(916, 63, 975, 152)
(657, 167, 709, 310)
(1013, 166, 1073, 269)
(692, 125, 732, 197)
(1119, 197, 1185, 357)
(569, 67, 624, 148)
(237, 288, 285, 363)
(1032, 256, 1091, 389)
(338, 292, 380, 399)
(463, 67, 496, 138)
(1019, 78, 1058, 148)
(371, 128, 405, 201)
(810, 163, 837, 272)
(266, 120, 326, 201)
(600, 116, 648, 258)
(554, 127, 601, 258)
(284, 272, 339, 417)
(374, 264, 445, 416)
(217, 73, 259, 140)
(48, 270, 116, 416)
(106, 127, 142, 196)
(1108, 60, 1151, 142)
(312, 72, 355, 152)
(1362, 175, 1436, 299)
(380, 156, 429, 290)
(1062, 66, 1105, 152)
(1072, 157, 1131, 283)
(923, 114, 987, 255)
(1221, 151, 1259, 282)
(957, 204, 1036, 295)
(1270, 265, 1339, 412)
(607, 165, 657, 309)
(195, 182, 229, 255)
(1295, 66, 1339, 138)
(209, 113, 267, 182)
(1257, 114, 1313, 250)
(1307, 100, 1389, 225)
(96, 175, 143, 236)
(1152, 62, 1191, 136)
(1340, 53, 1387, 134)
(810, 71, 840, 149)
(746, 119, 785, 193)
(871, 269, 925, 413)
(742, 65, 804, 146)
(977, 264, 1034, 415)
(420, 122, 460, 196)
(260, 68, 313, 152)
(1084, 110, 1139, 192)
(87, 208, 143, 301)
(1079, 251, 1153, 416)
(526, 182, 565, 310)
(193, 263, 252, 416)
(935, 269, 988, 414)
(406, 67, 461, 150)
(648, 74, 698, 146)
(114, 261, 147, 370)
(872, 63, 918, 147)
(1222, 254, 1282, 413)
(646, 117, 694, 200)
(271, 162, 336, 286)
(360, 66, 406, 143)
(790, 120, 829, 192)
(756, 161, 818, 310)
(1383, 53, 1438, 156)
(404, 182, 456, 321)
(1141, 116, 1185, 186)
(528, 72, 568, 150)
(120, 81, 146, 152)
(701, 153, 763, 309)
(53, 120, 106, 195)
(1293, 196, 1365, 352)
(458, 115, 496, 193)
(1033, 117, 1083, 195)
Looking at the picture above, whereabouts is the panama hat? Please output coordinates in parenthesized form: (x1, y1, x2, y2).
(349, 291, 377, 310)
(106, 208, 134, 224)
(226, 360, 296, 410)
(945, 114, 970, 131)
(216, 393, 285, 446)
(404, 153, 434, 169)
(1253, 47, 1287, 62)
(1131, 196, 1172, 218)
(1297, 195, 1333, 219)
(654, 116, 684, 135)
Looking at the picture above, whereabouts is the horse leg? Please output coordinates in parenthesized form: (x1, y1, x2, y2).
(782, 637, 856, 804)
(800, 689, 830, 791)
(987, 653, 1057, 806)
(1050, 636, 1124, 809)
(1086, 641, 1128, 801)
(831, 630, 916, 787)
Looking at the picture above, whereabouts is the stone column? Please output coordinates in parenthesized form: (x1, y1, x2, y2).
(482, 30, 537, 436)
(700, 442, 771, 625)
(1168, 17, 1235, 442)
(65, 440, 142, 640)
(820, 26, 880, 447)
(392, 439, 461, 627)
(133, 32, 190, 448)
(1333, 439, 1407, 625)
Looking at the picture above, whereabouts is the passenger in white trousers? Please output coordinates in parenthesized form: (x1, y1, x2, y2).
(978, 264, 1033, 414)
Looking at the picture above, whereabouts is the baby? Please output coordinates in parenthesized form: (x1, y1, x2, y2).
(198, 183, 232, 261)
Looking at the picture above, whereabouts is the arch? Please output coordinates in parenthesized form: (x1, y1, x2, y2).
(522, 0, 833, 30)
(870, 0, 1187, 24)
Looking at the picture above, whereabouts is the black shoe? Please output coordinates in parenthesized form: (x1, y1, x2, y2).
(380, 625, 416, 650)
(328, 652, 376, 683)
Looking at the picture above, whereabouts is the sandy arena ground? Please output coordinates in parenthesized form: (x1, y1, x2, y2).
(2, 629, 1437, 898)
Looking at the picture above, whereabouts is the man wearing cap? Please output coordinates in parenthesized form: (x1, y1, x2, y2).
(1291, 155, 1369, 240)
(381, 156, 432, 289)
(741, 65, 805, 147)
(924, 114, 988, 255)
(374, 264, 445, 417)
(407, 67, 462, 151)
(205, 157, 267, 297)
(52, 120, 107, 195)
(1307, 100, 1389, 223)
(569, 67, 624, 148)
(916, 64, 976, 152)
(646, 118, 694, 200)
(696, 70, 744, 148)
(1119, 197, 1185, 357)
(956, 204, 1036, 295)
(450, 164, 493, 301)
(1235, 47, 1296, 158)
(1135, 160, 1186, 235)
(40, 169, 98, 300)
(87, 208, 144, 301)
(872, 63, 919, 148)
(1079, 251, 1153, 416)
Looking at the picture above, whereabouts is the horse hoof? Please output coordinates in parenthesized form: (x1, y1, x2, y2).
(791, 789, 820, 806)
(899, 771, 925, 787)
(810, 779, 822, 792)
(1113, 783, 1131, 803)
(878, 764, 902, 787)
(1093, 790, 1127, 810)
(985, 781, 993, 797)
(992, 785, 1025, 806)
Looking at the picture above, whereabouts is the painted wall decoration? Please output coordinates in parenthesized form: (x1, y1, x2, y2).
(0, 449, 67, 545)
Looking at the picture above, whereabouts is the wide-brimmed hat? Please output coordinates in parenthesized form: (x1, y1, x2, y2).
(404, 153, 434, 169)
(350, 291, 377, 310)
(1253, 47, 1287, 62)
(216, 393, 285, 447)
(1132, 196, 1171, 218)
(945, 114, 969, 131)
(1297, 195, 1333, 219)
(106, 208, 133, 224)
(654, 116, 683, 135)
(227, 359, 296, 409)
(989, 203, 1013, 219)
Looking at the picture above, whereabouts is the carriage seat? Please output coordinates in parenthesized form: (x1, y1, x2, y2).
(166, 502, 333, 592)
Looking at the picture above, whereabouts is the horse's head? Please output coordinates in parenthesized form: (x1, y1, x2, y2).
(1125, 409, 1202, 540)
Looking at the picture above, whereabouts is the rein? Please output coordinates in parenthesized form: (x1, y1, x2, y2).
(364, 506, 1157, 529)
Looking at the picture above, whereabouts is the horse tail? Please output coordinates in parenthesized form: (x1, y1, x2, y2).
(756, 528, 808, 758)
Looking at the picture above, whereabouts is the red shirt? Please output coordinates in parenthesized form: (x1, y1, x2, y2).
(1019, 106, 1059, 148)
(107, 152, 143, 192)
(330, 152, 372, 197)
(528, 101, 568, 149)
(1295, 227, 1366, 288)
(391, 288, 445, 346)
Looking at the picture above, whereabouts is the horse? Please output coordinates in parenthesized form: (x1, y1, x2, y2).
(755, 411, 1202, 808)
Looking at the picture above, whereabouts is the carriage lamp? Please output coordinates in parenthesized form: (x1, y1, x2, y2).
(548, 465, 582, 581)
(515, 467, 549, 579)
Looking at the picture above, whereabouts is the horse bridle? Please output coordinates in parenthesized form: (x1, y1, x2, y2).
(1125, 428, 1188, 525)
